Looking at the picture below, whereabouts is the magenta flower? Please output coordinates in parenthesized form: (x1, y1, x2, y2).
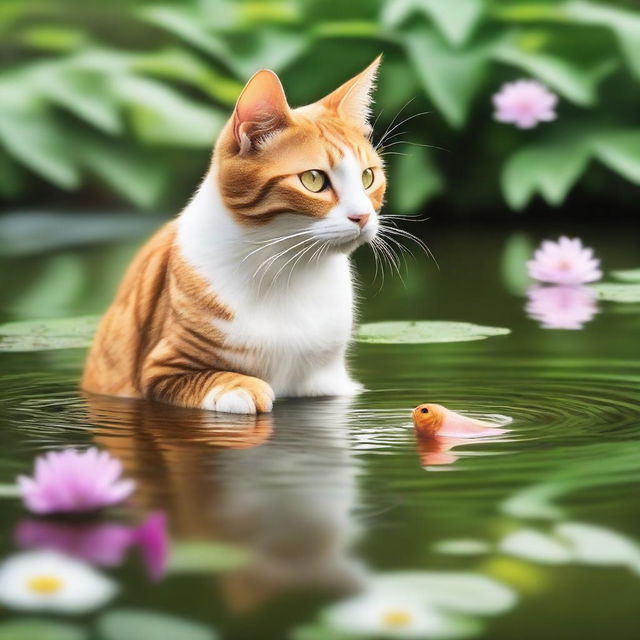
(15, 512, 168, 581)
(493, 79, 557, 129)
(526, 285, 599, 330)
(528, 237, 602, 285)
(17, 448, 135, 515)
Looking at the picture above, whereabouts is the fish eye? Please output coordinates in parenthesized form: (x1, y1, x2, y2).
(300, 170, 329, 193)
(421, 407, 429, 414)
(362, 167, 375, 189)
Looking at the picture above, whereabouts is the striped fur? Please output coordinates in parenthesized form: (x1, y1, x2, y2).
(82, 57, 386, 413)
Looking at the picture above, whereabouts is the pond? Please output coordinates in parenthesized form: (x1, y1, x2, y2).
(0, 217, 639, 640)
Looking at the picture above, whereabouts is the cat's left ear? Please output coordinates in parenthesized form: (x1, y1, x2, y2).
(319, 55, 381, 133)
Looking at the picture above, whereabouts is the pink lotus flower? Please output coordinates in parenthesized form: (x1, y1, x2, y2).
(15, 513, 168, 581)
(526, 285, 599, 330)
(528, 237, 602, 285)
(18, 448, 135, 515)
(493, 79, 557, 129)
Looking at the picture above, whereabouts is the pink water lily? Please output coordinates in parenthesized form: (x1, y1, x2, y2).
(493, 79, 557, 129)
(18, 448, 135, 515)
(528, 237, 602, 285)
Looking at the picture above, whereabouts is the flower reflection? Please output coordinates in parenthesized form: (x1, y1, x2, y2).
(318, 572, 516, 639)
(526, 285, 599, 329)
(0, 550, 116, 614)
(18, 448, 135, 515)
(15, 512, 168, 581)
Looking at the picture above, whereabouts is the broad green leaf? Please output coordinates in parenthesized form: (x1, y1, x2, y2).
(591, 283, 640, 303)
(168, 540, 251, 573)
(0, 483, 20, 497)
(404, 27, 491, 127)
(0, 316, 100, 352)
(611, 269, 640, 283)
(19, 25, 88, 52)
(501, 136, 590, 209)
(292, 625, 357, 640)
(79, 139, 168, 209)
(387, 145, 443, 213)
(493, 38, 614, 106)
(98, 610, 216, 640)
(591, 130, 640, 185)
(565, 0, 640, 79)
(230, 29, 308, 77)
(0, 84, 80, 188)
(312, 21, 379, 39)
(501, 233, 534, 295)
(111, 75, 225, 147)
(357, 321, 510, 344)
(0, 619, 86, 640)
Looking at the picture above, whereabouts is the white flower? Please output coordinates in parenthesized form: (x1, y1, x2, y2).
(0, 550, 116, 614)
(527, 237, 602, 285)
(322, 572, 515, 639)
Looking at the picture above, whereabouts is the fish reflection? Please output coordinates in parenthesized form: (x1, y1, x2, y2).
(84, 393, 363, 611)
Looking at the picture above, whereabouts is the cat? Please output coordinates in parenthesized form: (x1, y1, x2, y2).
(82, 56, 386, 414)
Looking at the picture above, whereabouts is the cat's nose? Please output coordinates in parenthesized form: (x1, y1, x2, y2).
(347, 213, 370, 229)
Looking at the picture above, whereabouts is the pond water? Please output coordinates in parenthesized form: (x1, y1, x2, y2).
(0, 219, 639, 640)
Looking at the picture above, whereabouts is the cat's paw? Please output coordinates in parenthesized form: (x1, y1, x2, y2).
(202, 377, 274, 414)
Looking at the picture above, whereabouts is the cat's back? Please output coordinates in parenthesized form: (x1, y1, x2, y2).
(82, 222, 176, 397)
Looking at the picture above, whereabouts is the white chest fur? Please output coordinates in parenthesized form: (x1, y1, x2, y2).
(176, 175, 360, 398)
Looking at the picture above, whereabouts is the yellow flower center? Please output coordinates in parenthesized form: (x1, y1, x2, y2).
(382, 609, 413, 628)
(27, 575, 64, 595)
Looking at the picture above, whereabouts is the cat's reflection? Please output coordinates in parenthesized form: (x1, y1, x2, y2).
(84, 393, 364, 611)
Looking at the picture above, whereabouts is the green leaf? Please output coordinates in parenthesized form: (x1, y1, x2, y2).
(19, 25, 89, 52)
(493, 38, 615, 106)
(564, 0, 640, 79)
(0, 619, 86, 640)
(404, 27, 491, 128)
(591, 130, 640, 185)
(387, 145, 443, 213)
(112, 75, 225, 147)
(591, 283, 640, 303)
(611, 269, 640, 283)
(168, 540, 251, 573)
(0, 150, 25, 198)
(357, 321, 510, 344)
(0, 483, 20, 497)
(501, 233, 534, 295)
(501, 136, 590, 209)
(0, 316, 100, 352)
(98, 610, 217, 640)
(291, 625, 356, 640)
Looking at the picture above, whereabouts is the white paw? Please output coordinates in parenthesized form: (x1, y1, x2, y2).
(201, 382, 274, 414)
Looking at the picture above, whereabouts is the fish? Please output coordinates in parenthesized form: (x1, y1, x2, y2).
(412, 403, 510, 439)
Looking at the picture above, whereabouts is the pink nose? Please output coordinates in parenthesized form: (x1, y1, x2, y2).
(347, 213, 370, 229)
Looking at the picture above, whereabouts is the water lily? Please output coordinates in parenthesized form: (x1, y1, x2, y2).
(493, 79, 557, 129)
(526, 285, 599, 330)
(15, 512, 168, 580)
(321, 572, 516, 639)
(0, 550, 116, 614)
(528, 237, 602, 285)
(17, 448, 135, 514)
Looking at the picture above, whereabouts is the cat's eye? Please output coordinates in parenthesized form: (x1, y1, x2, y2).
(362, 168, 375, 189)
(300, 170, 329, 193)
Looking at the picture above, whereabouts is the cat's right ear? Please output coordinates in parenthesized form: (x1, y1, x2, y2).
(232, 70, 291, 154)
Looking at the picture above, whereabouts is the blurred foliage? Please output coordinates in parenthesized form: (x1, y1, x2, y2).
(1, 0, 640, 215)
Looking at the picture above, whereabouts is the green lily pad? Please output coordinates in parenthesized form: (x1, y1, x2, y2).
(592, 283, 640, 303)
(357, 321, 510, 344)
(611, 269, 640, 283)
(0, 620, 86, 640)
(98, 610, 216, 640)
(0, 315, 100, 352)
(167, 540, 251, 573)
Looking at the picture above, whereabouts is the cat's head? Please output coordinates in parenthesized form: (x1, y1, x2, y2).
(214, 56, 385, 254)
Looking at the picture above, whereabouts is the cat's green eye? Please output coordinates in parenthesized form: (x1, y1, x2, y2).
(300, 170, 329, 193)
(362, 168, 375, 189)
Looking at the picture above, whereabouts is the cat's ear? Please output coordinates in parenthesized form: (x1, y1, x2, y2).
(232, 69, 291, 154)
(319, 55, 381, 132)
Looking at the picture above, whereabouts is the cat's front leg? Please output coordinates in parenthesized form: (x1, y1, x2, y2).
(142, 341, 274, 414)
(293, 358, 364, 398)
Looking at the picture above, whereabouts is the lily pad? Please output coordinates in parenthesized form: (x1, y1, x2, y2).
(0, 620, 86, 640)
(357, 321, 510, 344)
(167, 540, 251, 573)
(98, 610, 216, 640)
(611, 269, 640, 283)
(0, 316, 100, 352)
(592, 283, 640, 303)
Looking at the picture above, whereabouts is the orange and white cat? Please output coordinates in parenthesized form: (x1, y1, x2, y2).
(82, 56, 386, 414)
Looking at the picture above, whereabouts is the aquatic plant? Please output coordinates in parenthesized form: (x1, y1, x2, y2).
(527, 237, 602, 285)
(493, 79, 558, 129)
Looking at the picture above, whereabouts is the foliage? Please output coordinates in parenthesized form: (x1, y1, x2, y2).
(357, 320, 510, 343)
(1, 0, 640, 214)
